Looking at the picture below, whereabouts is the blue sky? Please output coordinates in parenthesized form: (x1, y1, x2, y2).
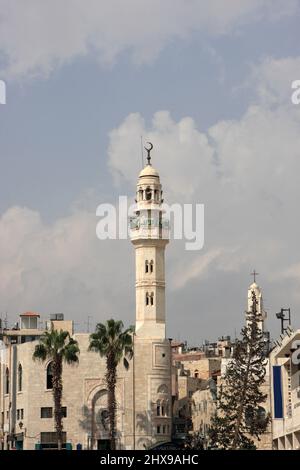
(0, 1, 300, 343)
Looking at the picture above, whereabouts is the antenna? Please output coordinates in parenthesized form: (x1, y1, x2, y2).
(140, 136, 144, 168)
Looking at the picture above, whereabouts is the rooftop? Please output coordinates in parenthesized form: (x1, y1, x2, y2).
(20, 311, 40, 318)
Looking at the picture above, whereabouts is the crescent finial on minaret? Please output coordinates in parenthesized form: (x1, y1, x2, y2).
(144, 142, 153, 165)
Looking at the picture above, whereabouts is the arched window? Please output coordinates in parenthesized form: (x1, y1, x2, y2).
(150, 260, 154, 273)
(47, 362, 54, 390)
(145, 260, 149, 273)
(146, 292, 154, 306)
(156, 400, 161, 416)
(157, 384, 168, 394)
(145, 187, 152, 201)
(5, 368, 9, 394)
(194, 370, 199, 378)
(18, 364, 22, 392)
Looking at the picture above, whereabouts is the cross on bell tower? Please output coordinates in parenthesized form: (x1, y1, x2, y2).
(250, 269, 259, 283)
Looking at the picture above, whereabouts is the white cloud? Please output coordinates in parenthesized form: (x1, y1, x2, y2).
(0, 205, 134, 328)
(1, 55, 300, 340)
(248, 56, 300, 106)
(108, 56, 300, 301)
(0, 0, 298, 78)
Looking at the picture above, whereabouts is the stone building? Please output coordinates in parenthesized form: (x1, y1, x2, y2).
(191, 379, 217, 446)
(0, 153, 172, 450)
(270, 327, 300, 450)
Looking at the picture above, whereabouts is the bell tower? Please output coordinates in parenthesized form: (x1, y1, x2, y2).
(247, 270, 267, 331)
(130, 144, 172, 449)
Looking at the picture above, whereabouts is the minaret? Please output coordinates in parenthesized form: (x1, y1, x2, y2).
(130, 144, 172, 449)
(247, 270, 267, 331)
(130, 143, 169, 338)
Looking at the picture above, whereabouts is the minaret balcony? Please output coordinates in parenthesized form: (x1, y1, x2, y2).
(129, 215, 169, 241)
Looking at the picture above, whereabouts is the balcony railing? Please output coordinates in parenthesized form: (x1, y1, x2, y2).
(129, 216, 170, 240)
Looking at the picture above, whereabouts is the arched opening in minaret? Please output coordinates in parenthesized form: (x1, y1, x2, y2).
(145, 187, 152, 201)
(145, 260, 149, 273)
(145, 292, 154, 306)
(150, 260, 154, 273)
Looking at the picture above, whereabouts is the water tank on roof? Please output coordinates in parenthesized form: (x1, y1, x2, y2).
(50, 313, 64, 321)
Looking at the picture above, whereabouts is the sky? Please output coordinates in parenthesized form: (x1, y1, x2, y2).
(0, 0, 300, 345)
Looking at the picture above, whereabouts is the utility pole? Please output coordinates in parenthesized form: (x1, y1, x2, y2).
(275, 308, 291, 335)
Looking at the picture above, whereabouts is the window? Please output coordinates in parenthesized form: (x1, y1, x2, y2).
(146, 292, 154, 306)
(41, 407, 66, 418)
(40, 432, 67, 449)
(145, 260, 154, 274)
(17, 409, 20, 420)
(46, 362, 53, 390)
(5, 368, 9, 394)
(18, 364, 22, 392)
(156, 425, 161, 434)
(162, 425, 166, 434)
(194, 370, 199, 378)
(41, 407, 53, 418)
(157, 384, 168, 394)
(21, 409, 24, 420)
(145, 187, 152, 201)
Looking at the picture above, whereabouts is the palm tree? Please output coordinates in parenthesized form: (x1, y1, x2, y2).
(33, 328, 80, 450)
(89, 319, 134, 450)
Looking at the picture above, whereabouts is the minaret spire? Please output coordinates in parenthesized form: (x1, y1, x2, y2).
(144, 141, 153, 165)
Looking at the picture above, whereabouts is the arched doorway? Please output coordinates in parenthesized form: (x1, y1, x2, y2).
(90, 389, 110, 450)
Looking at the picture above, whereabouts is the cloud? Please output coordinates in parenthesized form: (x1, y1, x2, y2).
(1, 55, 300, 342)
(108, 56, 300, 319)
(0, 0, 298, 78)
(248, 56, 300, 106)
(0, 205, 134, 329)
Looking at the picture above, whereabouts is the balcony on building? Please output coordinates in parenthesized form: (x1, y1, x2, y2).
(129, 212, 170, 241)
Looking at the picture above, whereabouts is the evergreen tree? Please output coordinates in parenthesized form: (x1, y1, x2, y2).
(209, 291, 270, 449)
